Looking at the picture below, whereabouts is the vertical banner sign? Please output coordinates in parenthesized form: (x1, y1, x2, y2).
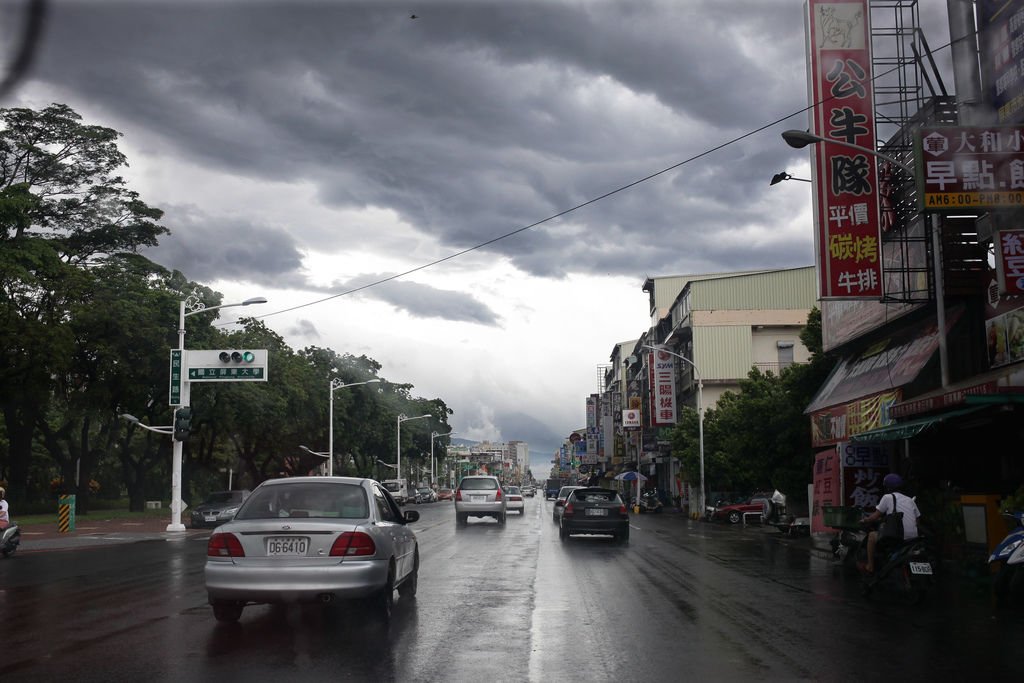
(169, 349, 183, 406)
(647, 350, 677, 426)
(979, 0, 1024, 125)
(586, 394, 598, 458)
(806, 0, 882, 299)
(811, 448, 840, 534)
(996, 229, 1024, 295)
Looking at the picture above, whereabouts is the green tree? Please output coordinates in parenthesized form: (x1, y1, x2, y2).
(669, 308, 837, 506)
(0, 104, 167, 504)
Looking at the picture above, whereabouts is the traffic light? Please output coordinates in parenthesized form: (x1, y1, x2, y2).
(173, 407, 193, 441)
(219, 350, 256, 363)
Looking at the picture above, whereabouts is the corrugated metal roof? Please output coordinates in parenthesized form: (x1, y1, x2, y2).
(690, 266, 816, 312)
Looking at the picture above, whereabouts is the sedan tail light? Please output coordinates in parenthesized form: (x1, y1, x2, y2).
(208, 532, 245, 557)
(330, 531, 377, 557)
(455, 489, 463, 501)
(618, 504, 629, 516)
(495, 488, 503, 501)
(563, 503, 575, 516)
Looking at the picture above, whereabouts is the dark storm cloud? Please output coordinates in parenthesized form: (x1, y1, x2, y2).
(334, 274, 502, 326)
(22, 0, 839, 283)
(141, 206, 307, 286)
(21, 1, 955, 286)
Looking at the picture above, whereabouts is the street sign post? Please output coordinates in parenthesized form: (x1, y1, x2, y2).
(169, 349, 183, 406)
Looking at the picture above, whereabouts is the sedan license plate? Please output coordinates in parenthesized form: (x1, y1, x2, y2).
(204, 515, 217, 522)
(471, 495, 486, 502)
(266, 537, 309, 556)
(585, 508, 608, 516)
(909, 561, 933, 575)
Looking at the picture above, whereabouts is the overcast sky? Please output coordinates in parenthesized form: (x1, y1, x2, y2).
(5, 0, 955, 471)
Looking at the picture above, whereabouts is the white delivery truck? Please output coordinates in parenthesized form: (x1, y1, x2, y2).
(382, 478, 411, 505)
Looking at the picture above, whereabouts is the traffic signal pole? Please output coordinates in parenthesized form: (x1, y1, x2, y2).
(168, 299, 189, 532)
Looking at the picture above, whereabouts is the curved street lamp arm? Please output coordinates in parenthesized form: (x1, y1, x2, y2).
(781, 129, 914, 176)
(119, 414, 174, 435)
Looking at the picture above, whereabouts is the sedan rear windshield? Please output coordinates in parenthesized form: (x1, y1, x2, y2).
(237, 483, 369, 520)
(572, 491, 618, 503)
(460, 478, 498, 490)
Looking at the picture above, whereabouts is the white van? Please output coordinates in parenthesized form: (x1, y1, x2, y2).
(382, 478, 411, 505)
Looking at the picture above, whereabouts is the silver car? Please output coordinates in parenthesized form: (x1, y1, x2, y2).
(552, 485, 584, 523)
(454, 475, 506, 525)
(204, 476, 419, 623)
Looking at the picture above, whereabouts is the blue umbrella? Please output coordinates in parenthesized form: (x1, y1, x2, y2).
(613, 471, 648, 482)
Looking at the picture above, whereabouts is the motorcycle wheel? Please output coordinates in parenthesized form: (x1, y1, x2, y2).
(2, 546, 15, 558)
(898, 566, 927, 606)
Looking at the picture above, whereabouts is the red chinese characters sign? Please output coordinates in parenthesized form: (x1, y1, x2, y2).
(811, 447, 841, 534)
(647, 350, 676, 427)
(806, 0, 882, 299)
(997, 229, 1024, 295)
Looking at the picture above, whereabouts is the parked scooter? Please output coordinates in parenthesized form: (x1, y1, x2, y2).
(989, 510, 1024, 608)
(637, 489, 663, 514)
(1, 521, 21, 558)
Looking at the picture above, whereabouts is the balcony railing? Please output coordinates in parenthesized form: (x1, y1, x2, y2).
(752, 361, 806, 375)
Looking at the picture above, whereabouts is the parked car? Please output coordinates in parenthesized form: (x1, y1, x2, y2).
(505, 486, 525, 515)
(189, 490, 251, 529)
(454, 475, 506, 525)
(709, 492, 775, 524)
(204, 476, 419, 624)
(436, 488, 454, 501)
(559, 487, 630, 543)
(552, 485, 584, 523)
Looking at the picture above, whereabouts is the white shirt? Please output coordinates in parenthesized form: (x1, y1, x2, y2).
(876, 491, 920, 540)
(0, 499, 8, 524)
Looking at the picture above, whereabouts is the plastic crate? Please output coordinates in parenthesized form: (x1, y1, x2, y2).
(822, 506, 862, 529)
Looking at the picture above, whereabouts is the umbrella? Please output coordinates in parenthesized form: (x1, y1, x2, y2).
(613, 471, 648, 482)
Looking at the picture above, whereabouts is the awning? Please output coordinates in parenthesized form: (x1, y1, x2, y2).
(805, 306, 964, 414)
(849, 406, 986, 443)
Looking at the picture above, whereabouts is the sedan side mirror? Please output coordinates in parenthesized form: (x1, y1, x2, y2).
(403, 510, 420, 524)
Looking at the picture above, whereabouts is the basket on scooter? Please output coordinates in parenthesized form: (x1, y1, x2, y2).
(823, 506, 862, 530)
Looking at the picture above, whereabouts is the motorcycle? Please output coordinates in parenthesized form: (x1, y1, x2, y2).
(827, 504, 934, 603)
(637, 489, 663, 514)
(989, 510, 1024, 607)
(1, 521, 21, 558)
(863, 535, 935, 604)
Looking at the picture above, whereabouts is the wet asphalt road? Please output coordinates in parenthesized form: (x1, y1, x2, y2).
(2, 497, 1023, 681)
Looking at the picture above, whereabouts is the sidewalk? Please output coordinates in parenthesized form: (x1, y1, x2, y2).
(14, 515, 208, 553)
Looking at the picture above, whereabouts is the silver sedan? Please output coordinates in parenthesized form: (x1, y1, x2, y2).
(204, 476, 419, 624)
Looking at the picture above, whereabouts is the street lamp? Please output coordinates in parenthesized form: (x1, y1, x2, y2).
(779, 130, 949, 386)
(119, 413, 173, 435)
(643, 344, 704, 519)
(396, 413, 431, 482)
(328, 378, 380, 476)
(769, 171, 811, 186)
(781, 129, 914, 174)
(168, 291, 267, 532)
(299, 445, 330, 476)
(430, 430, 454, 487)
